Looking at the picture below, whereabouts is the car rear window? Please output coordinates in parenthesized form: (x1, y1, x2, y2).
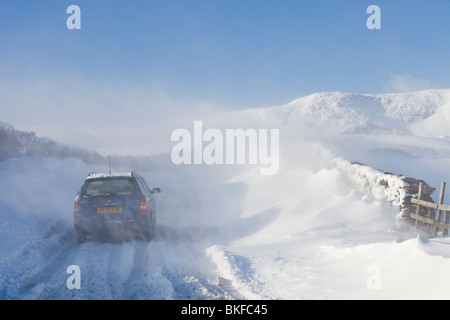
(81, 178, 138, 197)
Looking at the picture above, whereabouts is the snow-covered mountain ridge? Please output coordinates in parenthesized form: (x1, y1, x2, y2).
(220, 89, 450, 135)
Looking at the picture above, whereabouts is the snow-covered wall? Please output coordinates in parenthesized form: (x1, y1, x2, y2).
(334, 157, 437, 222)
(335, 158, 406, 207)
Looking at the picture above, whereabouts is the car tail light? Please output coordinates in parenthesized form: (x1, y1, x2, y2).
(140, 195, 148, 215)
(74, 196, 80, 217)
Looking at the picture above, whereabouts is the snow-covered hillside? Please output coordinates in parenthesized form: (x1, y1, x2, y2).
(230, 89, 450, 134)
(2, 89, 450, 300)
(0, 121, 104, 163)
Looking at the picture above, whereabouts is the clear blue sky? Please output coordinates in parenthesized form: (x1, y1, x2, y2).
(1, 0, 450, 130)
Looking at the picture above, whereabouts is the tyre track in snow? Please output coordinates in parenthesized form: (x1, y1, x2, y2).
(68, 227, 234, 300)
(152, 227, 234, 300)
(0, 222, 77, 299)
(0, 223, 235, 300)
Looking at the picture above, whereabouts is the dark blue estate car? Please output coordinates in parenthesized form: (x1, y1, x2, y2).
(73, 171, 160, 243)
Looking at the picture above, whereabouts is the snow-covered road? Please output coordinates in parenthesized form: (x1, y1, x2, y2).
(0, 221, 243, 300)
(0, 157, 269, 300)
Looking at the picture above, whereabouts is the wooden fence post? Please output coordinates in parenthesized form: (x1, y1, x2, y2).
(433, 182, 446, 237)
(415, 182, 423, 230)
(443, 183, 450, 238)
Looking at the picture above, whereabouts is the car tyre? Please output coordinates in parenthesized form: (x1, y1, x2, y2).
(76, 231, 87, 244)
(141, 226, 152, 242)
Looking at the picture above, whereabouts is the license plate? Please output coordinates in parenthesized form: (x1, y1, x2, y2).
(97, 207, 123, 214)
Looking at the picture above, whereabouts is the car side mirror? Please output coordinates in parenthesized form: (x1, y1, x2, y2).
(151, 188, 161, 194)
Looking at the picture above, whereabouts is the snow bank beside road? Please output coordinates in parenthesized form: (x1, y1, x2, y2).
(199, 90, 450, 299)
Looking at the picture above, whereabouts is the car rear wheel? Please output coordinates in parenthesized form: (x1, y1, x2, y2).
(140, 224, 153, 242)
(76, 231, 87, 244)
(142, 230, 152, 241)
